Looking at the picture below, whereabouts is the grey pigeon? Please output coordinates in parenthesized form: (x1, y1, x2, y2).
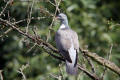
(55, 13, 79, 75)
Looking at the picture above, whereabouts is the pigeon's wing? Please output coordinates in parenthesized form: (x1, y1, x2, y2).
(55, 30, 72, 63)
(71, 30, 79, 53)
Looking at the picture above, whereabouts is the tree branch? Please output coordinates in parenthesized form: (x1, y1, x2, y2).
(81, 50, 120, 75)
(78, 64, 99, 80)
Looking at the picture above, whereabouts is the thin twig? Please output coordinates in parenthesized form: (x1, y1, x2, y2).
(26, 43, 37, 53)
(13, 17, 46, 24)
(82, 52, 96, 73)
(59, 64, 64, 80)
(87, 57, 95, 73)
(48, 0, 56, 6)
(26, 0, 35, 33)
(0, 70, 3, 80)
(78, 64, 100, 80)
(49, 74, 62, 80)
(17, 64, 29, 80)
(101, 44, 113, 79)
(0, 0, 10, 16)
(0, 28, 12, 38)
(46, 0, 61, 42)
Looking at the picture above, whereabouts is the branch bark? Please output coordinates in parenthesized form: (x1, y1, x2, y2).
(81, 50, 120, 75)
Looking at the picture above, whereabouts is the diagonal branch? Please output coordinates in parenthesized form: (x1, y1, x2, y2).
(81, 49, 120, 75)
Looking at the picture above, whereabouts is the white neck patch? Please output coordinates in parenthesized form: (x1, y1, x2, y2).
(59, 24, 66, 29)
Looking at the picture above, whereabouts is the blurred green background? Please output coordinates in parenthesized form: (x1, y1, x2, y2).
(0, 0, 120, 80)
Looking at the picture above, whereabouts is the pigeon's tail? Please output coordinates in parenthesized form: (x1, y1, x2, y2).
(66, 60, 78, 75)
(66, 44, 78, 75)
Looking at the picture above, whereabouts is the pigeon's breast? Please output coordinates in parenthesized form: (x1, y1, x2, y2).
(55, 29, 72, 51)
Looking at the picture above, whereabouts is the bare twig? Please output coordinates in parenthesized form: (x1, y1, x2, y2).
(108, 44, 113, 60)
(13, 17, 46, 24)
(49, 73, 62, 80)
(78, 64, 99, 80)
(17, 64, 29, 80)
(101, 44, 113, 79)
(0, 28, 12, 38)
(48, 0, 56, 6)
(26, 43, 37, 53)
(0, 0, 10, 16)
(87, 56, 95, 73)
(82, 52, 96, 73)
(46, 0, 61, 42)
(0, 70, 3, 80)
(26, 0, 35, 33)
(58, 64, 65, 80)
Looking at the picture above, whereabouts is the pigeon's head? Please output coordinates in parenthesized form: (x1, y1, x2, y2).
(56, 13, 68, 21)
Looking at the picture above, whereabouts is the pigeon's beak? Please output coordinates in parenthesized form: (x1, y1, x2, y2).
(56, 16, 60, 20)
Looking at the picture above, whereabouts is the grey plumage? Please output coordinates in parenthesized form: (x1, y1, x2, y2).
(55, 13, 79, 75)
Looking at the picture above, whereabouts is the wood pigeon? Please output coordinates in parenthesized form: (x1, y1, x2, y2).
(55, 13, 79, 75)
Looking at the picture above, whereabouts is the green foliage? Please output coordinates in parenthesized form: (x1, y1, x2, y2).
(0, 0, 120, 80)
